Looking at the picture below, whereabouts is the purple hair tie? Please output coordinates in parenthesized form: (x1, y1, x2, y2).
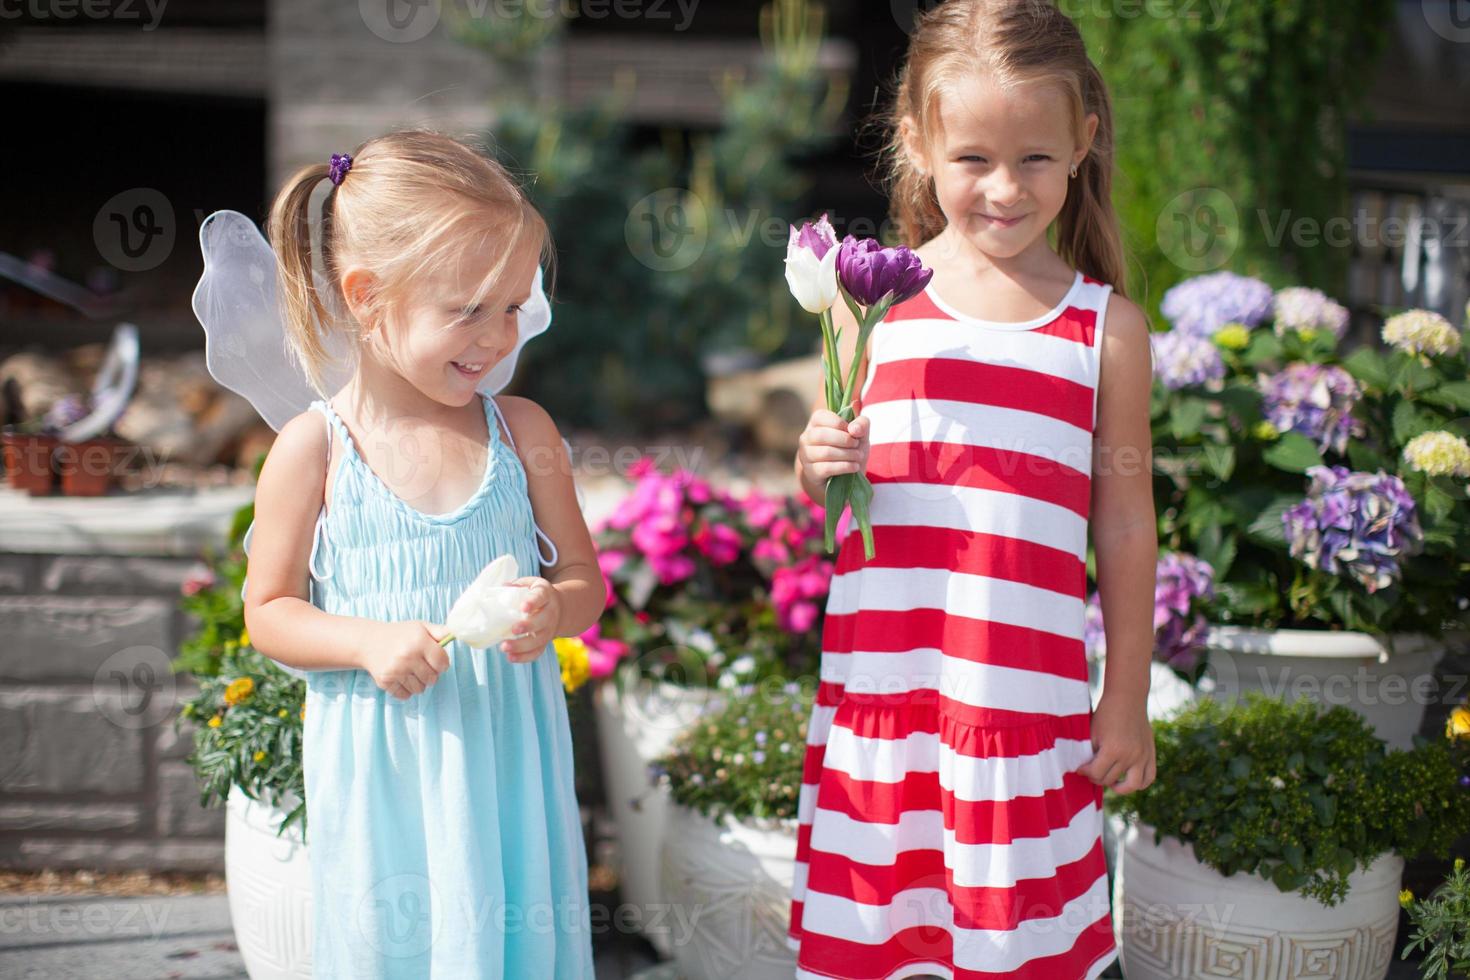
(328, 152, 352, 186)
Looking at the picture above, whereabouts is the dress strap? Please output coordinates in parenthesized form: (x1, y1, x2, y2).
(487, 394, 561, 568)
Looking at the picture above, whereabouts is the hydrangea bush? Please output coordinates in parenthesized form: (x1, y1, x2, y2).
(1146, 275, 1470, 643)
(592, 456, 843, 690)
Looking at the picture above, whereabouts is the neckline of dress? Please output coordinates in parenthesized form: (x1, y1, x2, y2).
(924, 269, 1084, 331)
(318, 393, 501, 526)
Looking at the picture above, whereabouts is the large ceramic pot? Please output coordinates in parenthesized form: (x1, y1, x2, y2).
(660, 801, 799, 980)
(224, 783, 312, 979)
(1114, 818, 1403, 980)
(593, 678, 721, 957)
(1201, 627, 1445, 750)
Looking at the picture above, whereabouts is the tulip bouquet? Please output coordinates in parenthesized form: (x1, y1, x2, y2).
(784, 214, 933, 560)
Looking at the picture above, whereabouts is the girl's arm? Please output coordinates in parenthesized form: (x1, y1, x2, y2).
(495, 396, 604, 645)
(242, 411, 379, 672)
(1079, 291, 1159, 794)
(1090, 293, 1159, 706)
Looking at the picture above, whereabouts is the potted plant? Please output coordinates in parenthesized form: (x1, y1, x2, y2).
(1136, 274, 1470, 747)
(1, 413, 59, 494)
(1107, 691, 1468, 980)
(590, 456, 832, 952)
(1402, 856, 1470, 979)
(651, 679, 810, 979)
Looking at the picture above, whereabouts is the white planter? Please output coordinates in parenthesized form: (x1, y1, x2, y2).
(224, 783, 312, 979)
(1114, 818, 1403, 980)
(1201, 627, 1445, 750)
(593, 678, 721, 957)
(660, 801, 799, 980)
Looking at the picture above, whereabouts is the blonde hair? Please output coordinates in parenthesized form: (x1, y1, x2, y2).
(882, 0, 1128, 296)
(267, 129, 553, 396)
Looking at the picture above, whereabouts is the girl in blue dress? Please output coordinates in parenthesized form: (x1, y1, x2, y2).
(237, 129, 601, 978)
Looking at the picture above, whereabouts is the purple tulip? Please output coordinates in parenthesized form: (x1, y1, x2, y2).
(790, 213, 838, 259)
(836, 236, 934, 308)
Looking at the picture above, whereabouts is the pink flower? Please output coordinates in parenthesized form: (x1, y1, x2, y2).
(580, 623, 630, 679)
(693, 523, 742, 565)
(181, 563, 215, 596)
(631, 512, 688, 558)
(650, 552, 697, 585)
(741, 489, 781, 531)
(771, 555, 834, 633)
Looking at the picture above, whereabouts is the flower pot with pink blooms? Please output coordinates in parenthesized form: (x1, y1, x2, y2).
(590, 455, 833, 953)
(1094, 273, 1470, 752)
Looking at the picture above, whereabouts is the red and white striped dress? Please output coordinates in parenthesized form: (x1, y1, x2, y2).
(788, 269, 1119, 980)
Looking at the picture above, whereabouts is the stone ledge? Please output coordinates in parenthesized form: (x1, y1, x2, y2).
(0, 838, 224, 873)
(0, 486, 253, 557)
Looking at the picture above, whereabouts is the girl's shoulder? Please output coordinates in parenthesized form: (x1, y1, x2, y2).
(492, 395, 562, 455)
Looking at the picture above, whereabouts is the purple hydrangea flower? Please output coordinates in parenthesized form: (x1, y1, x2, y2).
(1258, 363, 1365, 455)
(1161, 272, 1275, 335)
(1282, 465, 1424, 594)
(1085, 552, 1215, 672)
(1151, 330, 1226, 390)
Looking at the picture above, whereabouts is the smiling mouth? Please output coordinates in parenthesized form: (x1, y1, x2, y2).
(451, 360, 487, 377)
(981, 213, 1026, 226)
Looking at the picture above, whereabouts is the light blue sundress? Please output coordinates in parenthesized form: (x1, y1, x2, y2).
(241, 392, 594, 978)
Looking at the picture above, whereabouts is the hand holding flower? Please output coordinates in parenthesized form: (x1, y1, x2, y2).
(501, 576, 563, 662)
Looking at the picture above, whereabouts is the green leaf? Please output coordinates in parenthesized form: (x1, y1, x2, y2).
(1244, 495, 1301, 547)
(1421, 380, 1470, 413)
(1202, 444, 1236, 482)
(1284, 842, 1306, 872)
(1346, 439, 1387, 472)
(1244, 331, 1283, 366)
(1170, 397, 1210, 441)
(1262, 432, 1325, 473)
(1229, 755, 1251, 780)
(1390, 351, 1440, 394)
(1342, 346, 1390, 390)
(1271, 861, 1307, 893)
(1392, 399, 1439, 445)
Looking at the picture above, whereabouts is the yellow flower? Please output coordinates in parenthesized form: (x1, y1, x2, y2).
(223, 677, 254, 706)
(1445, 705, 1470, 740)
(1213, 324, 1251, 350)
(277, 708, 288, 718)
(1252, 421, 1280, 441)
(1382, 309, 1461, 357)
(1399, 888, 1415, 908)
(555, 637, 590, 694)
(1404, 431, 1470, 479)
(208, 715, 222, 728)
(253, 750, 267, 762)
(239, 628, 251, 648)
(300, 705, 306, 721)
(1457, 857, 1466, 874)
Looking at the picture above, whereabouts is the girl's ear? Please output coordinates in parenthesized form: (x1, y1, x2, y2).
(899, 114, 931, 177)
(339, 267, 378, 334)
(1075, 111, 1100, 171)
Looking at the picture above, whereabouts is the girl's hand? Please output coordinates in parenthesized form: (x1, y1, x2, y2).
(1077, 692, 1156, 795)
(798, 409, 871, 480)
(502, 577, 562, 662)
(361, 620, 451, 700)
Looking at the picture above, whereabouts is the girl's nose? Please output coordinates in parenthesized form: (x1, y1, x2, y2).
(984, 167, 1023, 206)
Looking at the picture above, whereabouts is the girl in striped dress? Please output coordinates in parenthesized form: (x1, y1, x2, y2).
(790, 2, 1158, 977)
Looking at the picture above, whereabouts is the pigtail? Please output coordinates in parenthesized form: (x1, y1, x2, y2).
(1054, 59, 1129, 298)
(268, 163, 338, 398)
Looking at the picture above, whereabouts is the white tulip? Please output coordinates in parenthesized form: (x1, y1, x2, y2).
(441, 553, 524, 649)
(784, 218, 841, 314)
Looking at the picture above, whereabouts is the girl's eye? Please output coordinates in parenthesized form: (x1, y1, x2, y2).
(1025, 154, 1052, 163)
(957, 155, 987, 164)
(505, 303, 523, 316)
